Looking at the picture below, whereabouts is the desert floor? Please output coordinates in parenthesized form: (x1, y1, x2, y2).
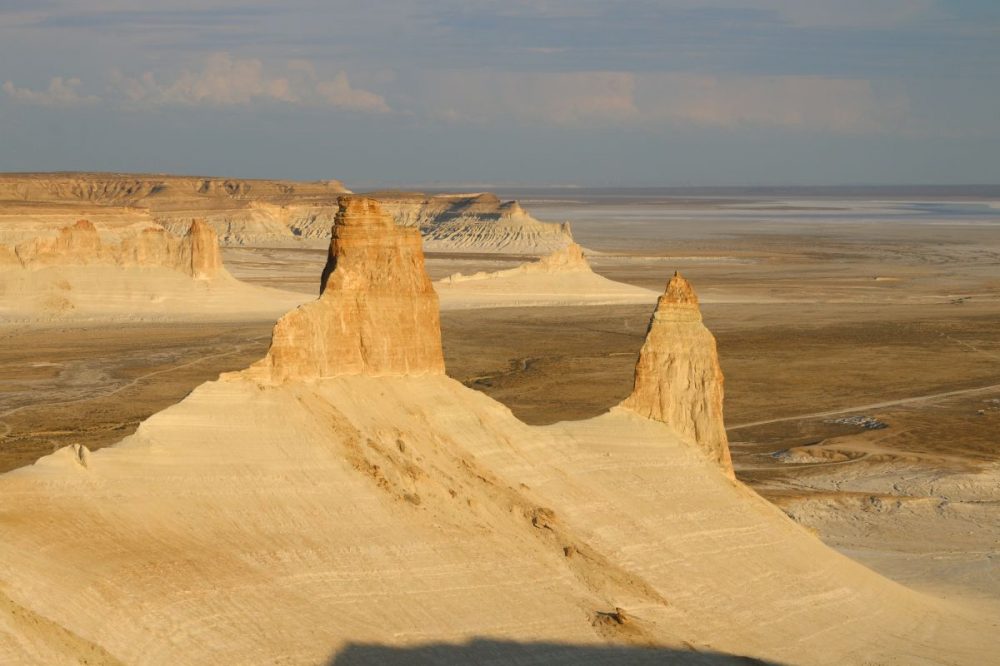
(3, 202, 998, 612)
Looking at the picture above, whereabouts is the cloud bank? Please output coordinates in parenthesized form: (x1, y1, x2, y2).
(2, 77, 100, 107)
(417, 70, 906, 133)
(115, 53, 390, 113)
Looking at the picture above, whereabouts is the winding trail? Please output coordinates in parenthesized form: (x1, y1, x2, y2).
(727, 381, 1000, 431)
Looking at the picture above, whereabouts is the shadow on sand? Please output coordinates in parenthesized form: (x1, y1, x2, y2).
(329, 638, 784, 665)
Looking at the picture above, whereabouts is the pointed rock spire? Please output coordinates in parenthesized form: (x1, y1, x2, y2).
(251, 196, 445, 382)
(621, 272, 733, 477)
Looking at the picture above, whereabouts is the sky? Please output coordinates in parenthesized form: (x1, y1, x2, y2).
(1, 0, 998, 187)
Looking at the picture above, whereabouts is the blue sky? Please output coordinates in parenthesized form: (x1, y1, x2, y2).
(1, 1, 998, 186)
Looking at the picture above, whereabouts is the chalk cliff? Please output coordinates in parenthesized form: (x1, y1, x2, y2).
(250, 196, 445, 382)
(370, 191, 575, 255)
(621, 273, 733, 476)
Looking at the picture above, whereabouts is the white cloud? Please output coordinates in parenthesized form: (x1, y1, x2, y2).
(316, 72, 390, 113)
(2, 76, 99, 106)
(116, 53, 389, 112)
(417, 69, 908, 133)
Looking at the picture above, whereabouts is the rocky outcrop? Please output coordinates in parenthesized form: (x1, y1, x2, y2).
(250, 196, 445, 382)
(621, 272, 733, 477)
(529, 242, 590, 272)
(4, 218, 223, 279)
(184, 219, 222, 278)
(14, 219, 104, 267)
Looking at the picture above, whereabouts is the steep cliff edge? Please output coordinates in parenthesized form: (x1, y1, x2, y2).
(621, 273, 733, 476)
(249, 196, 445, 381)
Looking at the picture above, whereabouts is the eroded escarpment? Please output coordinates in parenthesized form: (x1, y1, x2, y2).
(4, 218, 222, 279)
(621, 272, 733, 477)
(249, 196, 445, 382)
(371, 191, 575, 255)
(0, 174, 575, 254)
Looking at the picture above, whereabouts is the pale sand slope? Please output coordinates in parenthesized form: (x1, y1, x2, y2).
(0, 218, 308, 323)
(0, 198, 995, 665)
(436, 243, 658, 310)
(6, 377, 995, 665)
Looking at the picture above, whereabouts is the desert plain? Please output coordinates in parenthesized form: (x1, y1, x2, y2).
(0, 176, 997, 664)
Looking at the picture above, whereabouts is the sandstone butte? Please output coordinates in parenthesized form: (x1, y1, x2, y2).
(248, 196, 445, 382)
(0, 196, 996, 664)
(622, 272, 733, 477)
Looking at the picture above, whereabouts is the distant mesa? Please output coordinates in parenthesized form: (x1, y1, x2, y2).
(440, 242, 592, 285)
(0, 173, 573, 255)
(435, 241, 658, 309)
(622, 272, 733, 476)
(376, 191, 574, 255)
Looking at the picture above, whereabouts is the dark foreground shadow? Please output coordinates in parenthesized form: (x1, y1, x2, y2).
(329, 639, 784, 665)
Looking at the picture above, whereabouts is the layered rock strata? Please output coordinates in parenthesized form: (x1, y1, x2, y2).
(621, 272, 733, 476)
(0, 172, 351, 248)
(249, 196, 445, 382)
(372, 191, 574, 255)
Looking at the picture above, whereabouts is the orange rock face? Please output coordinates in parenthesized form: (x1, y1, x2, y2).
(15, 219, 105, 266)
(184, 218, 223, 278)
(251, 196, 445, 382)
(530, 242, 590, 272)
(5, 218, 222, 279)
(621, 272, 733, 477)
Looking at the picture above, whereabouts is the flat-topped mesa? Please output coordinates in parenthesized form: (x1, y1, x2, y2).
(621, 272, 734, 478)
(250, 196, 445, 383)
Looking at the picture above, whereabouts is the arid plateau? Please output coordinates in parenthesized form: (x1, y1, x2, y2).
(0, 175, 998, 665)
